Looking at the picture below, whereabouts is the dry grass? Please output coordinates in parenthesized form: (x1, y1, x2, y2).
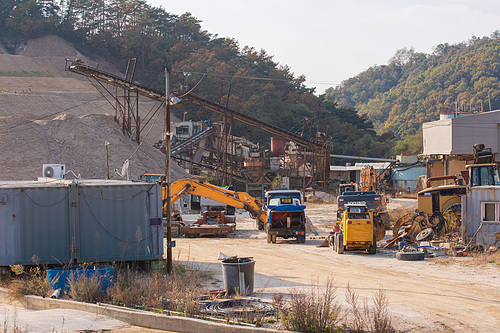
(67, 270, 107, 303)
(1, 310, 30, 333)
(345, 284, 393, 333)
(6, 265, 51, 300)
(108, 262, 206, 317)
(468, 249, 500, 265)
(278, 279, 394, 333)
(279, 277, 342, 333)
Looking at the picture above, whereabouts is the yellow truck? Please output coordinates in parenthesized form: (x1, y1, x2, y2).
(332, 204, 377, 254)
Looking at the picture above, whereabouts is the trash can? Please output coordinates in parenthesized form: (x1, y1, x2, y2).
(221, 258, 255, 295)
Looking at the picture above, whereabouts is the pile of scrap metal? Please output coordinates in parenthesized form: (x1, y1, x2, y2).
(180, 210, 236, 238)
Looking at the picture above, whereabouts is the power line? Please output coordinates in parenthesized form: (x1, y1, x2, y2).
(171, 69, 341, 86)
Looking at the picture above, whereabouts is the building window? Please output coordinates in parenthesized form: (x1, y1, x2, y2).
(176, 125, 190, 136)
(482, 202, 500, 223)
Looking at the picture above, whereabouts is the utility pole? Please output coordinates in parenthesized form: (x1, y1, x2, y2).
(105, 141, 110, 180)
(164, 69, 173, 274)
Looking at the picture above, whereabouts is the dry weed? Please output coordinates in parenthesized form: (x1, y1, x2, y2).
(7, 266, 51, 300)
(345, 284, 393, 333)
(1, 309, 29, 333)
(469, 249, 500, 265)
(108, 263, 206, 317)
(67, 270, 107, 303)
(280, 277, 342, 333)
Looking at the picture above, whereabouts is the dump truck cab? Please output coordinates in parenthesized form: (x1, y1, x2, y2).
(334, 203, 376, 254)
(265, 190, 306, 244)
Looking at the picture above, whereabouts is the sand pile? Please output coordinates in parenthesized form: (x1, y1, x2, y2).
(0, 35, 188, 181)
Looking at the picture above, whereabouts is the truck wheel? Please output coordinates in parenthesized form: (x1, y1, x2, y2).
(369, 234, 377, 254)
(271, 235, 277, 244)
(416, 228, 434, 242)
(396, 251, 425, 261)
(337, 233, 344, 254)
(267, 234, 272, 244)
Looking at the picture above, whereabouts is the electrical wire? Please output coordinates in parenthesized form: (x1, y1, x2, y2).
(175, 74, 206, 98)
(21, 187, 72, 207)
(79, 185, 155, 201)
(172, 69, 342, 87)
(80, 190, 158, 244)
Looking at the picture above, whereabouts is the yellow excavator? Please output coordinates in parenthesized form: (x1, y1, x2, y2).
(161, 178, 268, 228)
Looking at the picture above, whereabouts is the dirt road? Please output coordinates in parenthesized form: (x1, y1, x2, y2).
(172, 200, 500, 332)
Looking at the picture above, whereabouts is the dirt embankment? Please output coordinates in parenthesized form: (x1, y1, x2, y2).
(0, 35, 188, 181)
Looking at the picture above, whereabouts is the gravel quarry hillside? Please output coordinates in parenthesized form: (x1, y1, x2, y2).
(0, 35, 188, 181)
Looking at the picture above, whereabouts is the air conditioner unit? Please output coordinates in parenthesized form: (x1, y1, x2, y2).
(42, 164, 66, 179)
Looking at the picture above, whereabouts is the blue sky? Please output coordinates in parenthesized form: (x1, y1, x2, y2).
(149, 1, 500, 94)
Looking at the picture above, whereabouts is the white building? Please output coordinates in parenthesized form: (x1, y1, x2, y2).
(423, 110, 500, 161)
(422, 110, 500, 180)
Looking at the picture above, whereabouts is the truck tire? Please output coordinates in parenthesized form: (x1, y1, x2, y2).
(369, 234, 377, 254)
(337, 233, 344, 254)
(396, 251, 425, 261)
(416, 228, 434, 242)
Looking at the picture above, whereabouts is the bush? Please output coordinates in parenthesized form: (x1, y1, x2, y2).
(67, 270, 107, 303)
(108, 263, 205, 317)
(280, 277, 342, 333)
(7, 265, 51, 300)
(345, 283, 393, 333)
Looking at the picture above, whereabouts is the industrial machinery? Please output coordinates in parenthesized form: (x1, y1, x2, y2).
(264, 190, 307, 244)
(393, 143, 499, 241)
(165, 178, 268, 237)
(338, 183, 357, 195)
(180, 210, 236, 238)
(359, 166, 376, 191)
(337, 190, 387, 240)
(331, 204, 376, 254)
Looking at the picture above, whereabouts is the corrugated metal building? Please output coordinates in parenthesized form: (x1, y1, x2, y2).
(461, 186, 500, 246)
(0, 179, 163, 266)
(391, 164, 426, 192)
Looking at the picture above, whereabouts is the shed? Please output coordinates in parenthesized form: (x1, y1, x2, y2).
(461, 186, 500, 246)
(0, 179, 163, 266)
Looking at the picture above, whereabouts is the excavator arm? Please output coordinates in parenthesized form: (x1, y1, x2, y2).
(163, 179, 267, 225)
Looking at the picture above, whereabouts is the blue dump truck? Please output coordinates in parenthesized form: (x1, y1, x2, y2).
(264, 190, 307, 244)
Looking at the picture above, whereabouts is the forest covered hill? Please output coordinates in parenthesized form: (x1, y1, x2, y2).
(2, 0, 498, 158)
(325, 34, 500, 139)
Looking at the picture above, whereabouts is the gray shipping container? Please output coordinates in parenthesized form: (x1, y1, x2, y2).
(461, 186, 500, 246)
(0, 179, 163, 266)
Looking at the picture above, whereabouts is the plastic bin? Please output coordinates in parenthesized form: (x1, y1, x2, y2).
(47, 265, 114, 293)
(221, 258, 255, 295)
